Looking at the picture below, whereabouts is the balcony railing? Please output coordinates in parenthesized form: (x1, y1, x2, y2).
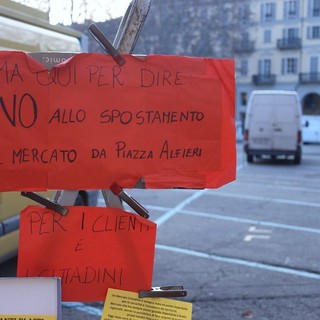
(252, 74, 276, 85)
(299, 73, 320, 84)
(233, 40, 255, 53)
(277, 37, 302, 50)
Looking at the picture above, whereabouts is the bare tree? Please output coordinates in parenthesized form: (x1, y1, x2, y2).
(134, 0, 253, 57)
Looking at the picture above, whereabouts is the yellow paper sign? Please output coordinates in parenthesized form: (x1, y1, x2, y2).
(101, 288, 192, 320)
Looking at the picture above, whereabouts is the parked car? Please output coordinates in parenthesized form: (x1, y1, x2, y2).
(244, 90, 302, 164)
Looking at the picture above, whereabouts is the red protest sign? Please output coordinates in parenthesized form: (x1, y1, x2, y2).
(17, 206, 156, 302)
(0, 51, 49, 191)
(0, 52, 235, 191)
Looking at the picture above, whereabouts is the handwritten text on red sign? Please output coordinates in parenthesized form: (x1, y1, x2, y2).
(17, 206, 156, 302)
(0, 52, 235, 191)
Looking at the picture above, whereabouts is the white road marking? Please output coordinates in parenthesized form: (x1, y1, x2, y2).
(146, 205, 320, 235)
(156, 244, 320, 280)
(229, 180, 320, 194)
(205, 190, 320, 208)
(154, 162, 243, 227)
(248, 226, 272, 233)
(244, 226, 272, 241)
(244, 234, 271, 241)
(154, 189, 207, 226)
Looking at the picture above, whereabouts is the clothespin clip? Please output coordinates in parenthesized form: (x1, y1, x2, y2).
(88, 24, 126, 66)
(110, 183, 149, 219)
(21, 191, 68, 216)
(139, 286, 187, 298)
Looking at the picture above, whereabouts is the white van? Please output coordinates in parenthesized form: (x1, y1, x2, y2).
(244, 90, 302, 164)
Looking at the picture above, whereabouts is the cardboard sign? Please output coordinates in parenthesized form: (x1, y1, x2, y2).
(0, 277, 61, 320)
(0, 51, 235, 191)
(17, 206, 156, 302)
(101, 288, 192, 320)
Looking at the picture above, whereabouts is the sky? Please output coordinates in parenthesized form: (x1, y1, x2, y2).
(13, 0, 132, 24)
(103, 0, 132, 19)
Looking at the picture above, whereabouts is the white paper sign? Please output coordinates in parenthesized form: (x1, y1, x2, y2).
(0, 277, 61, 320)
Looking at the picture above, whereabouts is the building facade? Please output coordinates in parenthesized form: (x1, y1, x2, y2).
(236, 0, 320, 139)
